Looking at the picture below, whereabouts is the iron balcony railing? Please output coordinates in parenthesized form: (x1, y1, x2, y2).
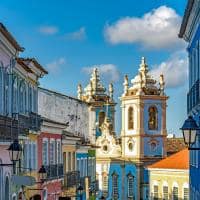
(0, 112, 42, 141)
(64, 171, 80, 188)
(18, 112, 42, 132)
(44, 164, 64, 179)
(0, 115, 20, 141)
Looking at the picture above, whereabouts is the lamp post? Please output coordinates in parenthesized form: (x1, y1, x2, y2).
(0, 140, 22, 174)
(77, 185, 83, 200)
(180, 116, 200, 150)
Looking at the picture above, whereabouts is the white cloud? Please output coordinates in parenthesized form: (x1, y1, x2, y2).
(150, 51, 188, 88)
(38, 25, 58, 35)
(82, 64, 120, 83)
(64, 27, 86, 41)
(104, 6, 185, 49)
(46, 57, 66, 73)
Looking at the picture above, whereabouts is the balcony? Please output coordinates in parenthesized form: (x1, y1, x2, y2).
(18, 112, 42, 132)
(44, 164, 64, 179)
(64, 171, 80, 188)
(0, 115, 19, 141)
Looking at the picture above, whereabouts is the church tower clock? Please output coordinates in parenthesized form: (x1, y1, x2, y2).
(120, 57, 168, 161)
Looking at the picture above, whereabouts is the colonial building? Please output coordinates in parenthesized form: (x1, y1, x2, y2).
(0, 23, 47, 200)
(179, 0, 200, 199)
(147, 149, 189, 200)
(38, 87, 96, 200)
(82, 57, 168, 200)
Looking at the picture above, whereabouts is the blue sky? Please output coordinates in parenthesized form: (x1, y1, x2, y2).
(1, 0, 188, 135)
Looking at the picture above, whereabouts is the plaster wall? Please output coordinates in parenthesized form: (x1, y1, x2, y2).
(38, 88, 90, 139)
(149, 169, 189, 200)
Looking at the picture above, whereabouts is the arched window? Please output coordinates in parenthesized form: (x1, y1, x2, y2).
(127, 173, 134, 198)
(148, 106, 158, 130)
(153, 185, 158, 200)
(162, 182, 168, 200)
(172, 183, 179, 200)
(99, 111, 105, 129)
(112, 171, 118, 199)
(183, 182, 189, 200)
(128, 107, 134, 130)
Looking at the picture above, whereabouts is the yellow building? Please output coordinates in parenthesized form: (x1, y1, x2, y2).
(147, 149, 189, 200)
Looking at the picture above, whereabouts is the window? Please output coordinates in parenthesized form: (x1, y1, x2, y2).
(72, 152, 75, 170)
(112, 172, 118, 199)
(128, 142, 134, 151)
(99, 111, 105, 129)
(128, 107, 134, 130)
(68, 152, 71, 171)
(163, 186, 168, 200)
(150, 142, 157, 151)
(153, 185, 158, 200)
(4, 72, 9, 114)
(173, 187, 178, 200)
(77, 159, 80, 172)
(42, 140, 48, 165)
(32, 142, 37, 170)
(13, 78, 18, 113)
(102, 174, 108, 191)
(183, 188, 189, 200)
(50, 140, 56, 164)
(148, 106, 158, 130)
(127, 173, 134, 198)
(56, 140, 61, 164)
(103, 145, 108, 152)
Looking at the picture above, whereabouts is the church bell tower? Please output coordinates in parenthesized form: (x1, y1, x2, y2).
(120, 57, 168, 161)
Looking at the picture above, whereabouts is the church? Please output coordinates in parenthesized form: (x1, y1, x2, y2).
(78, 57, 168, 200)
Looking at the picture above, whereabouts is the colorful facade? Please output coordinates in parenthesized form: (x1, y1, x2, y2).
(147, 149, 189, 200)
(38, 87, 97, 200)
(179, 0, 200, 199)
(0, 23, 47, 200)
(82, 58, 168, 200)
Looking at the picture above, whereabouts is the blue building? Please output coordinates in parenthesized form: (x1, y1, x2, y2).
(179, 0, 200, 199)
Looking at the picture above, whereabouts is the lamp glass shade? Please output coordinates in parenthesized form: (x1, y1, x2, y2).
(8, 140, 22, 161)
(190, 130, 197, 144)
(182, 130, 190, 145)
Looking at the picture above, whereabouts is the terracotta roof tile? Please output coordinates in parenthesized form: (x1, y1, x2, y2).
(166, 138, 186, 155)
(148, 148, 189, 170)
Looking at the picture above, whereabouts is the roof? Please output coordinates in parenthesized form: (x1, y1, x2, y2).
(179, 0, 194, 38)
(16, 58, 33, 73)
(148, 148, 189, 170)
(166, 137, 186, 154)
(0, 23, 24, 51)
(19, 58, 48, 74)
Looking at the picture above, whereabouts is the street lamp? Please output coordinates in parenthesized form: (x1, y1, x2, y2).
(0, 140, 22, 174)
(77, 185, 84, 200)
(180, 116, 200, 150)
(38, 165, 47, 183)
(7, 139, 22, 162)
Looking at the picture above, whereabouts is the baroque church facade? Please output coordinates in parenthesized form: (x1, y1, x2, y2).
(78, 57, 168, 200)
